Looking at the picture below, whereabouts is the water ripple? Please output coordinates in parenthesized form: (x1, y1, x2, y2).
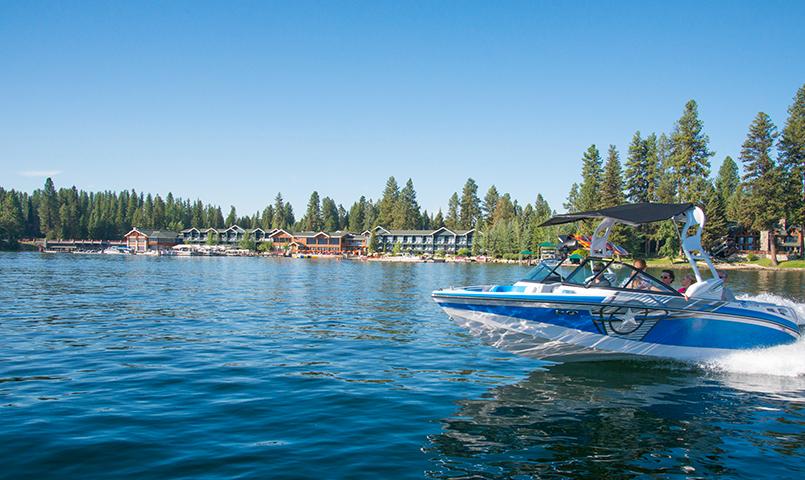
(1, 253, 803, 479)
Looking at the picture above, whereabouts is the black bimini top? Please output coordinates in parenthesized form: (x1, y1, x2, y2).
(540, 202, 694, 227)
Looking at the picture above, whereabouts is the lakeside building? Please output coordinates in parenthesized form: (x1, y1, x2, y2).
(731, 221, 803, 257)
(366, 226, 475, 254)
(175, 224, 474, 255)
(289, 231, 368, 255)
(178, 226, 368, 255)
(123, 228, 182, 253)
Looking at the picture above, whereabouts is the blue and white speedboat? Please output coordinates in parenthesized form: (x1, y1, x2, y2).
(433, 203, 802, 362)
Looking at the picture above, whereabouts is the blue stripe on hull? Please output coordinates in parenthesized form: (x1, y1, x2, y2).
(642, 318, 796, 349)
(437, 301, 797, 350)
(714, 305, 800, 332)
(434, 291, 607, 305)
(437, 301, 599, 333)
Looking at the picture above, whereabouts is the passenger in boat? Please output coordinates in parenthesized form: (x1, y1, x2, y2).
(588, 262, 611, 287)
(660, 270, 675, 287)
(630, 259, 651, 290)
(718, 270, 737, 301)
(678, 274, 695, 293)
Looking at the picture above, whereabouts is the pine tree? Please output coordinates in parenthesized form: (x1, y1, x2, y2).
(303, 192, 322, 231)
(564, 183, 580, 212)
(577, 145, 602, 211)
(702, 185, 728, 251)
(377, 177, 399, 227)
(226, 206, 237, 226)
(653, 137, 680, 258)
(116, 191, 128, 234)
(625, 132, 651, 203)
(778, 83, 805, 257)
(361, 199, 376, 231)
(529, 194, 553, 250)
(348, 197, 366, 232)
(284, 204, 295, 228)
(338, 205, 348, 230)
(670, 100, 714, 203)
(367, 231, 378, 253)
(600, 145, 624, 208)
(321, 197, 339, 231)
(0, 191, 24, 246)
(394, 178, 421, 229)
(272, 193, 286, 229)
(213, 207, 225, 228)
(433, 209, 445, 228)
(459, 178, 481, 229)
(192, 200, 204, 228)
(643, 133, 660, 202)
(261, 205, 274, 229)
(740, 112, 784, 265)
(143, 194, 154, 228)
(482, 185, 500, 224)
(153, 195, 166, 229)
(420, 210, 431, 230)
(626, 133, 660, 255)
(38, 177, 59, 239)
(127, 190, 139, 228)
(714, 156, 740, 209)
(491, 193, 515, 225)
(445, 193, 459, 230)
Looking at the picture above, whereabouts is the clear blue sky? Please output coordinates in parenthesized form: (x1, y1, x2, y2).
(1, 0, 804, 217)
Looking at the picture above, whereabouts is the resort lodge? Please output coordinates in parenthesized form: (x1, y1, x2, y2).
(123, 224, 476, 255)
(367, 226, 475, 254)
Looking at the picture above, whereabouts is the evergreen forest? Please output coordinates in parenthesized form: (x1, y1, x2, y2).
(2, 84, 804, 261)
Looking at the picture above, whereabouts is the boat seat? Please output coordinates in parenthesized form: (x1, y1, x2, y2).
(685, 278, 724, 301)
(523, 283, 558, 294)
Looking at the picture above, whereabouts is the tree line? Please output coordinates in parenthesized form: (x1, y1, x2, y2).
(559, 83, 804, 265)
(2, 84, 803, 261)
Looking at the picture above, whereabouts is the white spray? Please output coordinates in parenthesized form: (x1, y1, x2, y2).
(703, 293, 805, 378)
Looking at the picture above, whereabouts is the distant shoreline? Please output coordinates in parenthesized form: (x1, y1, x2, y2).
(4, 249, 804, 271)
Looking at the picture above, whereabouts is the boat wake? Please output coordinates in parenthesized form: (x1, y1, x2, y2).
(702, 293, 805, 378)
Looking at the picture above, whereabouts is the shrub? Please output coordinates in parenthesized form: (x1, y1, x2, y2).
(746, 253, 759, 262)
(457, 247, 471, 257)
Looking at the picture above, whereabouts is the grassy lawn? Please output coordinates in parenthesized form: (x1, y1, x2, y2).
(748, 258, 805, 268)
(644, 258, 691, 268)
(641, 256, 805, 269)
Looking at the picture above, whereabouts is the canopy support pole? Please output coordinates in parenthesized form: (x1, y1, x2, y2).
(679, 206, 719, 282)
(590, 217, 618, 258)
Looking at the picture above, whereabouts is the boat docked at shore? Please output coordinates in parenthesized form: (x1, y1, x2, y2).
(433, 203, 803, 363)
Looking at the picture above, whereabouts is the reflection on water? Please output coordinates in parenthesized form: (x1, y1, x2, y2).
(429, 361, 805, 479)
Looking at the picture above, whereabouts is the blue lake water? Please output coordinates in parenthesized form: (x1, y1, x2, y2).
(1, 252, 804, 479)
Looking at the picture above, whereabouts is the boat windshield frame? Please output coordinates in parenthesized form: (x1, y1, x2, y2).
(519, 259, 571, 284)
(563, 257, 683, 296)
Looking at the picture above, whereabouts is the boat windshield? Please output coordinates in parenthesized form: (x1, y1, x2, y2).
(564, 258, 681, 295)
(521, 259, 574, 283)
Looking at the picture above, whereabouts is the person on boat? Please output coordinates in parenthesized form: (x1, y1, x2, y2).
(629, 258, 651, 289)
(588, 262, 611, 287)
(718, 270, 737, 300)
(660, 270, 675, 287)
(678, 274, 695, 293)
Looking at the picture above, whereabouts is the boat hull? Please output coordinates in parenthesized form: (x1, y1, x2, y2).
(433, 292, 801, 363)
